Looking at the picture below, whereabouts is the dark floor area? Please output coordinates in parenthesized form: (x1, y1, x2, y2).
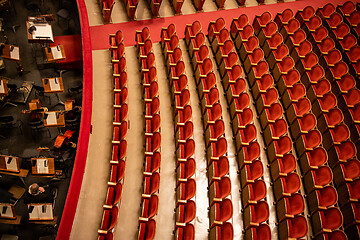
(0, 0, 82, 239)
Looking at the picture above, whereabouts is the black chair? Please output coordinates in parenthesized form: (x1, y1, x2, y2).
(57, 0, 74, 28)
(67, 81, 82, 96)
(28, 119, 51, 141)
(32, 84, 51, 104)
(0, 115, 23, 135)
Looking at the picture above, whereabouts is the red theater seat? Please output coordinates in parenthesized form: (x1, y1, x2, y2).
(290, 112, 316, 140)
(317, 3, 335, 19)
(328, 140, 357, 167)
(282, 83, 306, 109)
(273, 172, 301, 201)
(276, 193, 304, 221)
(232, 108, 253, 134)
(273, 56, 294, 81)
(292, 40, 312, 64)
(267, 136, 292, 163)
(275, 8, 294, 28)
(205, 120, 224, 148)
(341, 201, 360, 228)
(238, 141, 260, 167)
(316, 37, 335, 56)
(209, 176, 231, 205)
(142, 173, 160, 197)
(314, 230, 348, 240)
(295, 129, 322, 154)
(240, 159, 263, 188)
(144, 152, 161, 175)
(223, 65, 242, 90)
(176, 158, 195, 182)
(243, 201, 269, 229)
(239, 36, 259, 62)
(175, 224, 194, 240)
(286, 98, 311, 123)
(311, 208, 343, 235)
(230, 14, 249, 39)
(176, 139, 195, 161)
(235, 123, 257, 151)
(241, 179, 267, 208)
(113, 104, 128, 123)
(204, 103, 222, 130)
(270, 153, 296, 180)
(208, 17, 226, 43)
(208, 156, 229, 183)
(109, 30, 123, 48)
(317, 108, 344, 133)
(299, 147, 328, 173)
(338, 1, 356, 16)
(98, 206, 119, 235)
(339, 34, 357, 51)
(244, 48, 264, 74)
(174, 105, 192, 129)
(278, 69, 300, 95)
(161, 24, 176, 46)
(257, 22, 278, 46)
(226, 78, 246, 103)
(244, 224, 271, 240)
(307, 185, 337, 213)
(188, 32, 205, 58)
(263, 118, 287, 146)
(252, 74, 273, 100)
(333, 159, 360, 186)
(253, 11, 272, 35)
(259, 102, 283, 129)
(344, 103, 360, 126)
(255, 88, 278, 114)
(304, 166, 333, 193)
(338, 179, 360, 207)
(268, 43, 289, 68)
(247, 61, 269, 86)
(323, 124, 350, 149)
(176, 179, 196, 203)
(296, 5, 315, 23)
(229, 93, 250, 119)
(307, 79, 331, 103)
(138, 218, 156, 240)
(209, 199, 233, 228)
(175, 121, 193, 144)
(207, 137, 227, 161)
(209, 222, 233, 240)
(305, 15, 322, 32)
(175, 200, 196, 225)
(278, 215, 308, 239)
(104, 182, 122, 206)
(111, 140, 127, 162)
(311, 26, 328, 44)
(139, 195, 158, 221)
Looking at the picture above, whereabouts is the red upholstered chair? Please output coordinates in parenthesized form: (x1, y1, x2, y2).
(317, 3, 335, 19)
(263, 118, 288, 146)
(205, 119, 224, 148)
(161, 24, 176, 46)
(166, 48, 183, 71)
(142, 172, 160, 198)
(276, 193, 305, 221)
(114, 72, 127, 91)
(172, 74, 188, 96)
(136, 27, 150, 46)
(232, 108, 253, 134)
(320, 49, 342, 68)
(291, 39, 312, 65)
(338, 1, 356, 17)
(304, 15, 322, 33)
(191, 45, 208, 68)
(301, 65, 324, 89)
(267, 135, 292, 163)
(240, 159, 263, 188)
(230, 15, 249, 39)
(104, 182, 122, 206)
(345, 45, 360, 63)
(285, 97, 311, 124)
(255, 87, 278, 114)
(176, 139, 195, 162)
(144, 152, 161, 176)
(234, 123, 257, 152)
(280, 18, 300, 42)
(174, 105, 192, 129)
(273, 56, 294, 81)
(312, 93, 337, 117)
(282, 82, 306, 109)
(164, 34, 179, 57)
(262, 32, 283, 58)
(303, 166, 333, 194)
(229, 93, 250, 120)
(338, 179, 360, 206)
(307, 185, 337, 213)
(176, 158, 195, 183)
(223, 65, 242, 91)
(257, 22, 278, 46)
(348, 10, 360, 26)
(112, 58, 126, 77)
(341, 201, 360, 228)
(201, 88, 219, 113)
(142, 67, 157, 86)
(307, 79, 331, 103)
(239, 36, 259, 63)
(277, 69, 300, 95)
(209, 221, 233, 240)
(310, 26, 328, 45)
(243, 201, 269, 229)
(175, 121, 193, 144)
(144, 132, 161, 155)
(111, 44, 125, 62)
(176, 179, 196, 203)
(278, 215, 308, 239)
(234, 24, 255, 51)
(174, 89, 191, 115)
(290, 112, 316, 140)
(253, 11, 272, 35)
(139, 39, 153, 62)
(299, 147, 328, 173)
(109, 160, 125, 183)
(295, 129, 322, 154)
(275, 8, 294, 28)
(112, 140, 127, 162)
(195, 59, 213, 85)
(328, 140, 357, 167)
(139, 195, 158, 221)
(252, 74, 273, 101)
(285, 29, 306, 51)
(270, 153, 296, 180)
(203, 103, 222, 130)
(209, 176, 231, 205)
(138, 218, 156, 240)
(244, 223, 271, 240)
(214, 39, 234, 66)
(259, 102, 283, 129)
(322, 124, 350, 150)
(311, 208, 343, 235)
(314, 230, 348, 240)
(112, 121, 128, 142)
(109, 30, 123, 49)
(169, 61, 186, 84)
(267, 44, 289, 69)
(98, 205, 119, 235)
(125, 0, 139, 20)
(297, 52, 318, 74)
(344, 103, 360, 127)
(208, 156, 229, 183)
(226, 77, 246, 103)
(144, 97, 160, 119)
(333, 159, 360, 186)
(296, 5, 315, 22)
(98, 232, 113, 240)
(209, 199, 233, 228)
(211, 29, 230, 53)
(273, 172, 301, 201)
(144, 81, 158, 103)
(219, 53, 239, 78)
(188, 32, 205, 58)
(317, 108, 344, 133)
(208, 18, 226, 43)
(207, 137, 227, 161)
(241, 179, 267, 208)
(114, 88, 128, 106)
(238, 141, 260, 168)
(314, 37, 335, 57)
(175, 200, 196, 225)
(338, 88, 360, 111)
(339, 34, 357, 52)
(174, 223, 194, 240)
(113, 103, 128, 124)
(145, 114, 160, 138)
(247, 61, 268, 87)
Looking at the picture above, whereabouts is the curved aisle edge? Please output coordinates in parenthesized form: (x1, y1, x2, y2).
(56, 0, 93, 239)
